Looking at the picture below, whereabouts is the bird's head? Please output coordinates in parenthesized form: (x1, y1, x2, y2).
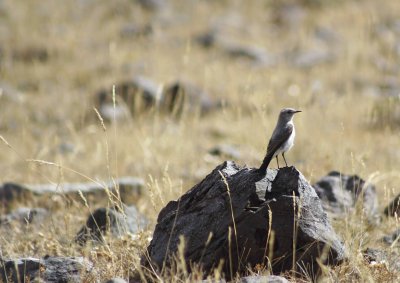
(278, 108, 301, 123)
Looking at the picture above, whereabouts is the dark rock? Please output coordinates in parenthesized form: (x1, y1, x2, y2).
(75, 205, 148, 245)
(0, 256, 92, 282)
(382, 229, 400, 246)
(313, 171, 379, 224)
(196, 30, 217, 48)
(239, 275, 289, 283)
(0, 177, 143, 207)
(0, 207, 48, 225)
(162, 80, 218, 115)
(363, 248, 400, 272)
(384, 194, 400, 217)
(208, 144, 241, 159)
(143, 162, 345, 279)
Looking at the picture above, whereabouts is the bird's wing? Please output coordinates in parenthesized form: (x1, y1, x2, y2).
(257, 124, 293, 173)
(266, 124, 293, 156)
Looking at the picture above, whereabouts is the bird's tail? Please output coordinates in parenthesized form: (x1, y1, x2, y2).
(257, 150, 275, 174)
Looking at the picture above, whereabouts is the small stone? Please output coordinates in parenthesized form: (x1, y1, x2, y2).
(162, 80, 217, 115)
(75, 205, 148, 245)
(208, 144, 241, 159)
(0, 207, 48, 225)
(0, 256, 92, 282)
(292, 49, 334, 69)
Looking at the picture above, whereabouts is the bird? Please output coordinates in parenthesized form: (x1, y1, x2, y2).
(257, 108, 301, 173)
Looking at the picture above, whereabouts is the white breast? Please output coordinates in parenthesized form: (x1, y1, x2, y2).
(274, 123, 295, 157)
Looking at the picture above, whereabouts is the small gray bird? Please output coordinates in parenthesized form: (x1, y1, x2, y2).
(257, 108, 301, 173)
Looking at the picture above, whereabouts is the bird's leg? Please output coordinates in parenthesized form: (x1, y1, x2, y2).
(282, 152, 288, 167)
(275, 156, 280, 169)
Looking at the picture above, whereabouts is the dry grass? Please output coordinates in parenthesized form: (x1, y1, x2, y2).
(0, 0, 399, 281)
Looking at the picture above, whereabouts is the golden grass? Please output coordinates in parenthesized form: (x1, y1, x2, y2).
(0, 0, 399, 281)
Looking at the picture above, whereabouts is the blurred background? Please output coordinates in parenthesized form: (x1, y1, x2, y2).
(0, 0, 399, 280)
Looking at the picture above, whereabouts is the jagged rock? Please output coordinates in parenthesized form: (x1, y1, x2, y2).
(313, 171, 379, 224)
(0, 256, 92, 282)
(0, 177, 143, 207)
(143, 162, 345, 279)
(384, 194, 400, 217)
(0, 207, 48, 225)
(382, 229, 400, 246)
(75, 205, 148, 245)
(239, 275, 289, 283)
(363, 248, 400, 272)
(208, 144, 241, 159)
(162, 81, 218, 115)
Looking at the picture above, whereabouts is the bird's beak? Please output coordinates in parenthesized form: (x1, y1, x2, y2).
(294, 110, 302, 113)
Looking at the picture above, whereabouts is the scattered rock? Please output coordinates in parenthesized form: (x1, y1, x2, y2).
(0, 177, 144, 207)
(143, 162, 345, 279)
(12, 46, 49, 63)
(75, 205, 148, 245)
(162, 80, 218, 115)
(382, 229, 400, 246)
(239, 275, 289, 283)
(219, 41, 278, 67)
(384, 194, 400, 217)
(196, 30, 277, 67)
(0, 256, 92, 283)
(271, 3, 306, 28)
(291, 49, 335, 69)
(314, 27, 341, 45)
(0, 82, 25, 103)
(208, 144, 241, 159)
(120, 23, 153, 38)
(137, 0, 167, 11)
(96, 76, 161, 121)
(97, 78, 221, 120)
(313, 171, 379, 224)
(0, 207, 48, 225)
(363, 248, 400, 272)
